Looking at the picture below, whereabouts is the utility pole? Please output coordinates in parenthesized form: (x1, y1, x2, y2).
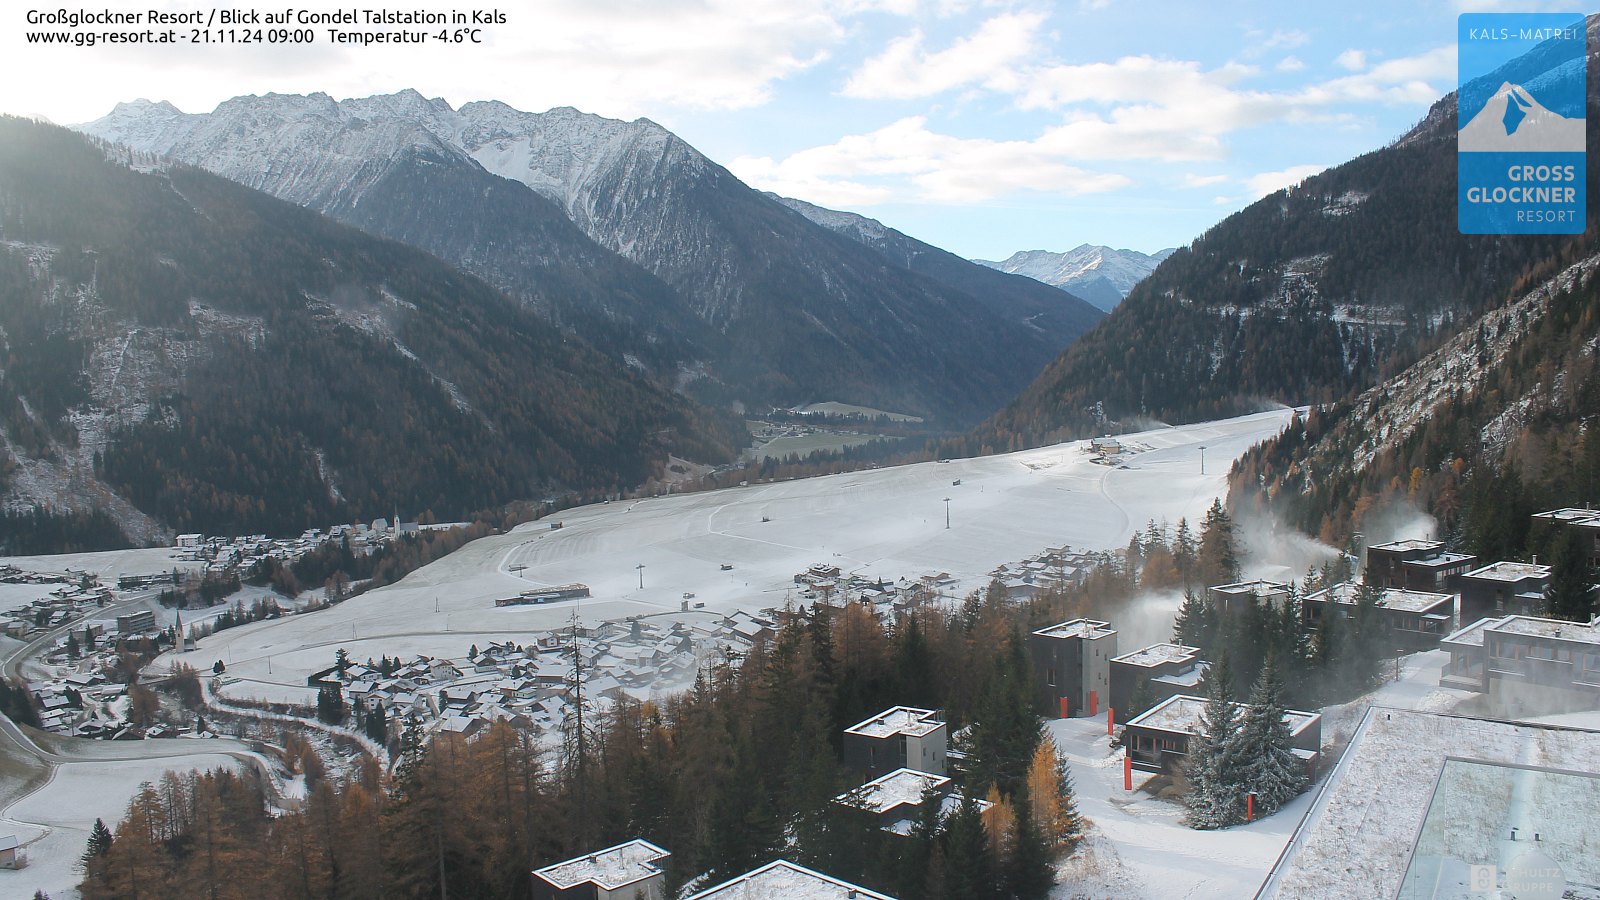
(636, 563, 646, 590)
(943, 497, 951, 530)
(1199, 445, 1207, 475)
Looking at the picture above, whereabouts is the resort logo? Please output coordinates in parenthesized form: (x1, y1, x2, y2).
(1458, 13, 1587, 234)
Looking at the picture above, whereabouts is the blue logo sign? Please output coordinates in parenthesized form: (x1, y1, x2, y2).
(1458, 13, 1587, 234)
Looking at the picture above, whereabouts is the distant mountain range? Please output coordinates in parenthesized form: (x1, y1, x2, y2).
(0, 116, 744, 541)
(974, 245, 1175, 312)
(81, 92, 1104, 424)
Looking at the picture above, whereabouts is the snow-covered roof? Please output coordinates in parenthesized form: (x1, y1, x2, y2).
(1441, 615, 1509, 648)
(1368, 539, 1443, 553)
(1532, 507, 1600, 525)
(1462, 561, 1551, 582)
(1111, 642, 1199, 668)
(532, 838, 670, 890)
(1150, 662, 1209, 687)
(1404, 551, 1476, 568)
(1487, 615, 1600, 646)
(1311, 583, 1454, 613)
(1033, 618, 1116, 641)
(837, 768, 949, 815)
(1259, 708, 1600, 899)
(845, 706, 943, 739)
(685, 859, 897, 900)
(1210, 579, 1290, 597)
(1125, 694, 1319, 738)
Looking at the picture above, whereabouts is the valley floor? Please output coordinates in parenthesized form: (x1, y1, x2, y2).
(158, 408, 1298, 696)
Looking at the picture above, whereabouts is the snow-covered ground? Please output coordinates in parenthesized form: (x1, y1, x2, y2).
(1050, 648, 1479, 899)
(0, 547, 191, 581)
(0, 744, 257, 900)
(1048, 714, 1315, 900)
(162, 410, 1296, 690)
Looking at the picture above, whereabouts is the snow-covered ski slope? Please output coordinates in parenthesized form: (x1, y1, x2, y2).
(173, 409, 1294, 689)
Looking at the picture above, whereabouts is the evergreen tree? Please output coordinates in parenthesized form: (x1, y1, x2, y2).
(1545, 527, 1596, 622)
(1198, 499, 1242, 587)
(940, 794, 995, 900)
(1007, 799, 1056, 900)
(1172, 589, 1217, 653)
(82, 817, 113, 863)
(1231, 657, 1306, 819)
(1186, 652, 1244, 829)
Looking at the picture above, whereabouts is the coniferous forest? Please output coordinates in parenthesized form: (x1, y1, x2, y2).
(80, 596, 1087, 900)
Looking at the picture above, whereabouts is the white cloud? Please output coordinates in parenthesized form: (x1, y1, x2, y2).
(1183, 173, 1228, 188)
(842, 11, 1047, 99)
(1260, 29, 1311, 51)
(731, 116, 1130, 205)
(1277, 56, 1306, 72)
(1335, 49, 1368, 71)
(3, 0, 876, 124)
(1246, 164, 1326, 198)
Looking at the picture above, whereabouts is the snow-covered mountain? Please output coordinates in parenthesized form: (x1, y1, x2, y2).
(80, 91, 1100, 422)
(974, 245, 1175, 312)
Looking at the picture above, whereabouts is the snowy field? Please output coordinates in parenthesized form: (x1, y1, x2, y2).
(159, 410, 1296, 690)
(0, 547, 192, 580)
(0, 743, 256, 900)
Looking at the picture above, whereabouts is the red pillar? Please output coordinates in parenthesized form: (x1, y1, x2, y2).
(1107, 706, 1115, 735)
(1058, 696, 1069, 719)
(1089, 690, 1098, 716)
(1123, 754, 1133, 791)
(1247, 792, 1255, 823)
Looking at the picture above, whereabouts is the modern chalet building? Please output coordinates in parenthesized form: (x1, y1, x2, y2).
(1122, 694, 1322, 774)
(1108, 642, 1208, 720)
(1363, 539, 1477, 593)
(1030, 618, 1117, 718)
(1302, 583, 1457, 650)
(684, 860, 897, 900)
(1531, 507, 1600, 567)
(1458, 562, 1552, 623)
(531, 839, 671, 900)
(1208, 580, 1290, 612)
(842, 706, 948, 780)
(1440, 614, 1600, 708)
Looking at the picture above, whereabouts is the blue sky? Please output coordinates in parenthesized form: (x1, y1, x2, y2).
(2, 0, 1580, 258)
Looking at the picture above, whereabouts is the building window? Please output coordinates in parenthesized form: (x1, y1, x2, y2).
(1046, 666, 1055, 686)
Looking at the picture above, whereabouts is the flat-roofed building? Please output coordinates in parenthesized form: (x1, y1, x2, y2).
(1531, 507, 1600, 567)
(842, 706, 947, 780)
(1303, 582, 1457, 650)
(1440, 614, 1600, 709)
(1207, 580, 1290, 613)
(831, 768, 990, 836)
(1108, 642, 1207, 720)
(1365, 539, 1480, 593)
(531, 839, 670, 900)
(1030, 618, 1117, 718)
(1122, 694, 1321, 774)
(1459, 562, 1551, 623)
(685, 860, 897, 900)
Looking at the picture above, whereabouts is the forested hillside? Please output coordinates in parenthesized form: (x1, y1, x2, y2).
(1231, 251, 1600, 558)
(0, 117, 743, 541)
(965, 17, 1600, 453)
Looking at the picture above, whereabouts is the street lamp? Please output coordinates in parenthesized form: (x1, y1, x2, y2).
(636, 564, 646, 590)
(943, 497, 951, 530)
(1199, 445, 1207, 475)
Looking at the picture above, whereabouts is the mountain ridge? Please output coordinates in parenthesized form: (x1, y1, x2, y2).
(81, 92, 1104, 423)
